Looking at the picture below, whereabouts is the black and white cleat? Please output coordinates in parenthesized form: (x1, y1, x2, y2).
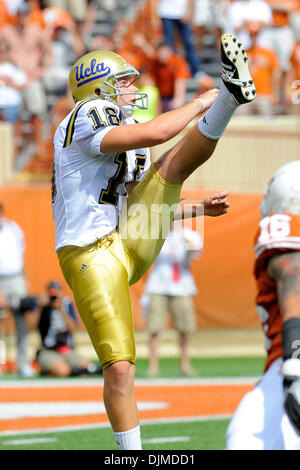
(221, 33, 256, 104)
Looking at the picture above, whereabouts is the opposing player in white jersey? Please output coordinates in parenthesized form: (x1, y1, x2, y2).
(52, 35, 256, 450)
(226, 161, 300, 450)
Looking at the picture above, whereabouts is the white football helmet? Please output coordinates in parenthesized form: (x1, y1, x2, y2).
(261, 161, 300, 218)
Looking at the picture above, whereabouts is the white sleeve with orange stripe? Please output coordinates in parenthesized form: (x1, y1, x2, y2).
(255, 213, 300, 259)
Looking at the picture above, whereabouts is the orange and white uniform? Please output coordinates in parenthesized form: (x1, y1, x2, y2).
(226, 213, 300, 450)
(254, 213, 300, 372)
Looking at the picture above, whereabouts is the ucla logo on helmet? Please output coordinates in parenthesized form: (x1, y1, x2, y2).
(75, 59, 111, 88)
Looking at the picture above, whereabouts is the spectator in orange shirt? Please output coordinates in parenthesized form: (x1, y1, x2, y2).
(237, 22, 280, 115)
(149, 40, 191, 112)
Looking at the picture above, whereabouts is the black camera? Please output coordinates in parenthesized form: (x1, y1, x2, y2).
(19, 296, 38, 314)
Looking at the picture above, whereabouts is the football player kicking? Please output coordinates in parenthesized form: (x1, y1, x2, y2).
(226, 161, 300, 450)
(52, 33, 256, 450)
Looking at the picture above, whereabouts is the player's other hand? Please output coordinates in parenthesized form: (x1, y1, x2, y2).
(282, 358, 300, 435)
(203, 191, 230, 217)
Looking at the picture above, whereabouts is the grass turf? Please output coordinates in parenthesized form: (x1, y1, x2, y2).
(0, 356, 264, 450)
(0, 356, 265, 380)
(135, 356, 265, 378)
(0, 419, 230, 450)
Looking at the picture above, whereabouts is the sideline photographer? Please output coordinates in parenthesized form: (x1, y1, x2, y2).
(35, 280, 102, 377)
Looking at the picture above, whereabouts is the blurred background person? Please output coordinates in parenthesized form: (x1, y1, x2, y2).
(143, 191, 229, 377)
(263, 0, 297, 107)
(114, 32, 154, 75)
(193, 0, 231, 50)
(149, 39, 191, 112)
(288, 39, 300, 110)
(226, 0, 273, 50)
(0, 38, 27, 123)
(0, 2, 53, 153)
(33, 280, 102, 377)
(42, 0, 88, 47)
(0, 282, 9, 375)
(151, 0, 200, 76)
(42, 7, 85, 97)
(236, 22, 281, 115)
(0, 203, 35, 377)
(143, 223, 203, 377)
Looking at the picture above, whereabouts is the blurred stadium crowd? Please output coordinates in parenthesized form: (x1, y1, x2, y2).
(0, 0, 299, 177)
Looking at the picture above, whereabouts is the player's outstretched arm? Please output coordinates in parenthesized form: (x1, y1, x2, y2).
(174, 191, 230, 219)
(100, 89, 219, 154)
(267, 252, 300, 435)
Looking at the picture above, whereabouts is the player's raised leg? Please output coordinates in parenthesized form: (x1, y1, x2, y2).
(156, 33, 256, 185)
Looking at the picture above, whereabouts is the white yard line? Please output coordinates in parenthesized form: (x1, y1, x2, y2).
(2, 437, 57, 446)
(0, 377, 247, 437)
(0, 401, 168, 420)
(142, 437, 190, 444)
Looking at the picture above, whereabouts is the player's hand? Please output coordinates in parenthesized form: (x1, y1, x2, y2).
(195, 88, 219, 111)
(203, 191, 230, 217)
(282, 358, 300, 435)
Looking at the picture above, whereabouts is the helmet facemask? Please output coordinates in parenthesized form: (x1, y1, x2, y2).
(100, 66, 148, 116)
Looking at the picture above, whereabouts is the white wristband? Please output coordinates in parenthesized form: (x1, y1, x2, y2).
(193, 98, 206, 113)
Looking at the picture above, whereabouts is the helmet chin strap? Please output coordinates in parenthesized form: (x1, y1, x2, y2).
(120, 104, 134, 118)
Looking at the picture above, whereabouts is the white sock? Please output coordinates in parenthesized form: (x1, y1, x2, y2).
(113, 425, 142, 450)
(198, 82, 239, 140)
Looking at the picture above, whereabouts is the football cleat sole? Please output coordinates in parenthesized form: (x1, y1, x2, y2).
(221, 33, 256, 104)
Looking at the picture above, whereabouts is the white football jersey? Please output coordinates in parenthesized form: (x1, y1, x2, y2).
(52, 98, 151, 251)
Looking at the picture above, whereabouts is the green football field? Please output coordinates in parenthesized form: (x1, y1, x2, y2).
(0, 419, 230, 451)
(0, 356, 265, 451)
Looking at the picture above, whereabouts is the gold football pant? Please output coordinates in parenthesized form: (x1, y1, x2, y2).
(58, 164, 181, 369)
